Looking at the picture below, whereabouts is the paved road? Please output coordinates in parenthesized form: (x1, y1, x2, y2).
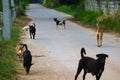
(17, 4, 120, 80)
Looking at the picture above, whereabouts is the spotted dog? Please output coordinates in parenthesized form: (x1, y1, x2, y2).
(54, 18, 66, 29)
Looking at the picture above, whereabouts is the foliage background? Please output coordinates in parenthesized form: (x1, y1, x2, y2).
(43, 0, 120, 33)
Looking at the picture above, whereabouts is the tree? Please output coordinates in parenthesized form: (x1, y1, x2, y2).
(14, 0, 30, 16)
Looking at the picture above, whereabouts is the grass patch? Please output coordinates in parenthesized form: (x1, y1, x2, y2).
(56, 5, 120, 34)
(56, 5, 75, 15)
(76, 10, 101, 25)
(56, 5, 101, 25)
(0, 16, 31, 80)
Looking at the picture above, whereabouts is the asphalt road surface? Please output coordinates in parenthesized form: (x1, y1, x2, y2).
(17, 4, 120, 80)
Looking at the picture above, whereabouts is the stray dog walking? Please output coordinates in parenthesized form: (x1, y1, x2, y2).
(75, 48, 108, 80)
(29, 23, 36, 39)
(54, 18, 66, 29)
(21, 44, 33, 74)
(96, 23, 103, 47)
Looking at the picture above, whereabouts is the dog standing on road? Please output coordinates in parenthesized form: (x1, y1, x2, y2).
(54, 18, 66, 29)
(75, 48, 108, 80)
(96, 23, 103, 47)
(21, 44, 33, 74)
(29, 23, 36, 39)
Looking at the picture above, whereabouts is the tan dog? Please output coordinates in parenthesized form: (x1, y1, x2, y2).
(96, 23, 103, 47)
(15, 44, 25, 60)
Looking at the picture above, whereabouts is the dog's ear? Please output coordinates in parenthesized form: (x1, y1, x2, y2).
(54, 18, 57, 20)
(105, 54, 109, 58)
(96, 53, 109, 58)
(33, 23, 35, 27)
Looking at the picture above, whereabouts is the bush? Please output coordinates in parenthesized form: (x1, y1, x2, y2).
(72, 10, 102, 25)
(56, 5, 74, 15)
(43, 0, 120, 34)
(0, 16, 31, 80)
(43, 0, 60, 8)
(97, 8, 120, 33)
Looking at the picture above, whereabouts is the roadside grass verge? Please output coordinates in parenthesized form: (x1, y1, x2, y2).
(0, 16, 31, 80)
(56, 5, 74, 16)
(56, 5, 120, 34)
(56, 5, 101, 25)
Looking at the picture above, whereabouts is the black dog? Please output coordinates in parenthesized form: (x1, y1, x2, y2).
(22, 44, 33, 74)
(29, 23, 36, 39)
(54, 18, 66, 29)
(75, 48, 108, 80)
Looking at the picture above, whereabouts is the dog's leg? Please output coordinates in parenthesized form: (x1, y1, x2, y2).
(96, 75, 99, 80)
(100, 39, 102, 47)
(75, 61, 83, 80)
(30, 32, 32, 39)
(97, 34, 100, 47)
(75, 68, 82, 80)
(32, 32, 36, 39)
(63, 24, 66, 29)
(63, 21, 66, 29)
(26, 66, 30, 74)
(31, 34, 33, 39)
(97, 70, 104, 80)
(83, 70, 87, 80)
(56, 25, 58, 29)
(100, 33, 103, 47)
(98, 38, 100, 47)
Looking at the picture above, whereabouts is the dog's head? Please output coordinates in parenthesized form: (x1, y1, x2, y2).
(54, 18, 57, 22)
(96, 53, 108, 64)
(16, 44, 26, 57)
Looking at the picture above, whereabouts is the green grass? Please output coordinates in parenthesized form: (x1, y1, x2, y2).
(0, 29, 19, 80)
(56, 5, 75, 15)
(0, 16, 31, 80)
(56, 5, 101, 25)
(56, 5, 120, 34)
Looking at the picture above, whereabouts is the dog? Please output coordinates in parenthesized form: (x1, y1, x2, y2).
(22, 26, 29, 34)
(21, 44, 33, 74)
(29, 23, 36, 39)
(15, 44, 25, 61)
(54, 18, 66, 29)
(96, 23, 103, 47)
(75, 48, 108, 80)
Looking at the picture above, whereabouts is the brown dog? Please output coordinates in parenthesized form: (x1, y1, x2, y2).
(15, 44, 25, 60)
(96, 23, 103, 47)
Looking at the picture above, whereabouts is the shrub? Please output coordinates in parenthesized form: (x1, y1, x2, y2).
(97, 8, 120, 33)
(56, 5, 74, 15)
(74, 10, 102, 25)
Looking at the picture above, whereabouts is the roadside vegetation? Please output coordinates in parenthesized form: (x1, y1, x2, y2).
(43, 0, 120, 34)
(0, 16, 31, 80)
(0, 0, 30, 80)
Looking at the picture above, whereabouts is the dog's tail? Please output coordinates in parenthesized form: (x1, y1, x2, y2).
(81, 48, 86, 58)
